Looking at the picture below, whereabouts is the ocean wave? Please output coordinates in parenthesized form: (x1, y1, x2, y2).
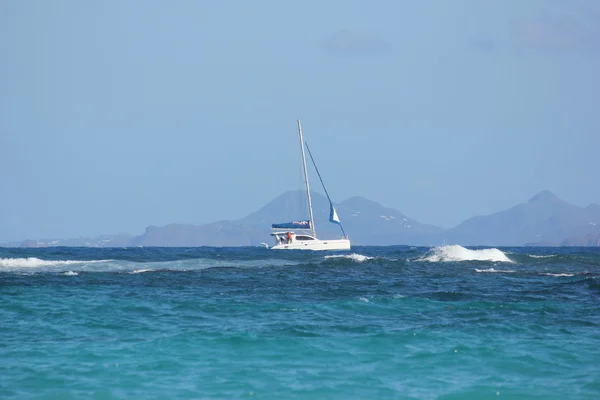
(0, 257, 300, 274)
(419, 245, 513, 263)
(0, 257, 111, 269)
(324, 253, 373, 263)
(475, 268, 516, 273)
(528, 254, 558, 259)
(475, 269, 576, 277)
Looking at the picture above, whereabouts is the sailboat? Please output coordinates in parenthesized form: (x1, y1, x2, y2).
(268, 120, 351, 251)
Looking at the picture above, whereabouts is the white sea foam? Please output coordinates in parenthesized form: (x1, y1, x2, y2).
(419, 245, 513, 263)
(529, 254, 557, 259)
(324, 253, 373, 262)
(0, 257, 111, 269)
(0, 257, 299, 274)
(475, 268, 516, 273)
(543, 273, 574, 277)
(131, 269, 153, 274)
(62, 271, 79, 276)
(118, 258, 299, 274)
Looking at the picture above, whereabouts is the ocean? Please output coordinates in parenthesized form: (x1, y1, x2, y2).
(1, 245, 598, 399)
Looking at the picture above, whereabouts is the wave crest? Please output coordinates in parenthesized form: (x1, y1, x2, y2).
(419, 245, 513, 263)
(0, 257, 299, 273)
(0, 257, 110, 269)
(475, 268, 516, 273)
(324, 253, 373, 263)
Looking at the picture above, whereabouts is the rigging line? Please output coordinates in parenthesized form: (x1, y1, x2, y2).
(304, 142, 346, 237)
(304, 142, 332, 201)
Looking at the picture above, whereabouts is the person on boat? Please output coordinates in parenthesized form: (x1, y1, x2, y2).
(287, 231, 293, 243)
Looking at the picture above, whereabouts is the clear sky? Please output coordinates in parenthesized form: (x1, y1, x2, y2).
(1, 0, 599, 242)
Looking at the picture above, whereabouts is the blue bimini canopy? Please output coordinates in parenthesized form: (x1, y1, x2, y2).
(271, 220, 311, 229)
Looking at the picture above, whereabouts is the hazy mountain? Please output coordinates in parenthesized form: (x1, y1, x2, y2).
(335, 196, 443, 245)
(4, 190, 600, 247)
(131, 191, 444, 246)
(8, 234, 132, 248)
(444, 190, 600, 246)
(561, 231, 600, 246)
(130, 222, 259, 247)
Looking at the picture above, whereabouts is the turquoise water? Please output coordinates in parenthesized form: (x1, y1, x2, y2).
(1, 245, 599, 399)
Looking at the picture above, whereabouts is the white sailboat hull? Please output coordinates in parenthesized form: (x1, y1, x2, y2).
(270, 239, 351, 251)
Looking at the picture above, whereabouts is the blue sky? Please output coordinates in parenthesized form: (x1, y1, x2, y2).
(1, 0, 599, 242)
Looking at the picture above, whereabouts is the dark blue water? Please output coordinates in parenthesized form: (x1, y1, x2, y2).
(1, 245, 599, 399)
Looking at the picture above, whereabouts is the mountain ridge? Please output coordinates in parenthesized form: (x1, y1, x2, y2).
(3, 190, 599, 247)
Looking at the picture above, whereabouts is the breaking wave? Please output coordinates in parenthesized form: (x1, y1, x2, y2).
(0, 257, 111, 269)
(0, 257, 299, 274)
(131, 269, 153, 274)
(475, 268, 516, 273)
(324, 253, 373, 263)
(419, 245, 513, 263)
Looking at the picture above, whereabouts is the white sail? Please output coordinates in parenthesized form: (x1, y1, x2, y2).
(330, 203, 341, 225)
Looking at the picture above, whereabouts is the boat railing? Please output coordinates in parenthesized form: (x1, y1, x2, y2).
(270, 229, 313, 235)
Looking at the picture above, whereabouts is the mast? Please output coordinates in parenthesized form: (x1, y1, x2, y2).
(297, 119, 316, 237)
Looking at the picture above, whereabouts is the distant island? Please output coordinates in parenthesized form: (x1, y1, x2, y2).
(3, 190, 600, 248)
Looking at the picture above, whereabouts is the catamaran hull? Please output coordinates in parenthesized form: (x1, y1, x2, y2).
(270, 239, 351, 251)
